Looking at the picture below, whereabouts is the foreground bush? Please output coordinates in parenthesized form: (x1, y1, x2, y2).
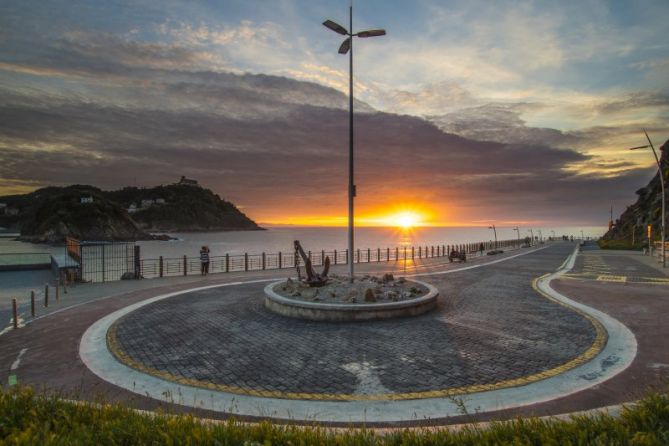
(597, 239, 645, 250)
(1, 386, 669, 445)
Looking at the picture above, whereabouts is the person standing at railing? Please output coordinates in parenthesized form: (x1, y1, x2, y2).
(200, 246, 210, 276)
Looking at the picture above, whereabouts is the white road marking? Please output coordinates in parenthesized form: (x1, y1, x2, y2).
(10, 348, 27, 371)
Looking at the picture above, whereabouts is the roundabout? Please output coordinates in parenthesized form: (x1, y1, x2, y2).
(76, 244, 637, 423)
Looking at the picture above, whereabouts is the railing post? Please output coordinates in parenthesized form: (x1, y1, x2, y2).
(134, 245, 141, 279)
(44, 284, 49, 307)
(56, 278, 60, 302)
(368, 248, 371, 263)
(159, 256, 164, 277)
(262, 252, 266, 270)
(411, 246, 415, 259)
(30, 290, 35, 317)
(225, 254, 230, 272)
(431, 246, 434, 257)
(244, 253, 249, 271)
(386, 247, 390, 262)
(377, 248, 381, 262)
(183, 255, 187, 276)
(404, 247, 407, 262)
(346, 249, 349, 265)
(357, 249, 360, 263)
(12, 298, 18, 329)
(322, 250, 325, 265)
(278, 251, 282, 269)
(418, 246, 422, 258)
(334, 249, 337, 265)
(396, 247, 399, 261)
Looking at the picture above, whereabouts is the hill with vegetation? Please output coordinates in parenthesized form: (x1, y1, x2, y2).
(0, 185, 148, 243)
(600, 138, 668, 249)
(0, 182, 261, 243)
(106, 184, 261, 232)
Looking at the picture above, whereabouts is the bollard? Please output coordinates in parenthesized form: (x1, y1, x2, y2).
(367, 248, 371, 263)
(56, 279, 60, 302)
(411, 246, 415, 259)
(225, 253, 230, 272)
(183, 255, 187, 276)
(322, 250, 325, 265)
(396, 247, 399, 261)
(346, 249, 349, 265)
(12, 298, 18, 329)
(62, 272, 68, 294)
(278, 251, 282, 269)
(357, 249, 360, 264)
(386, 247, 390, 262)
(262, 252, 266, 270)
(30, 291, 35, 317)
(44, 284, 49, 308)
(377, 248, 381, 262)
(334, 250, 337, 265)
(159, 256, 164, 277)
(244, 253, 249, 271)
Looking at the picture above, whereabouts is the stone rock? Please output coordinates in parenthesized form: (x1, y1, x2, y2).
(364, 288, 376, 302)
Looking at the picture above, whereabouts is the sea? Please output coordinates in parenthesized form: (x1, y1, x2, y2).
(1, 226, 607, 259)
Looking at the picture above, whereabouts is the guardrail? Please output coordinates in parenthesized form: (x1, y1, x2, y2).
(137, 238, 527, 279)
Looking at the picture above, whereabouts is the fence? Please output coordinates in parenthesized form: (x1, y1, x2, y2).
(137, 238, 524, 279)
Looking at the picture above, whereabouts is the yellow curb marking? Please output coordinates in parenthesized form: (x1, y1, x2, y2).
(596, 275, 627, 283)
(106, 262, 608, 402)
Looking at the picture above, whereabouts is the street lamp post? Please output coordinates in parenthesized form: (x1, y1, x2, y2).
(323, 6, 386, 282)
(628, 129, 666, 268)
(513, 226, 520, 247)
(488, 224, 498, 249)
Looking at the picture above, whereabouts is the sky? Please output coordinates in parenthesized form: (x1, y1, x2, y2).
(0, 0, 668, 227)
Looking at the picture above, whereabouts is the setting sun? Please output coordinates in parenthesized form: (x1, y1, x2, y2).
(390, 211, 423, 229)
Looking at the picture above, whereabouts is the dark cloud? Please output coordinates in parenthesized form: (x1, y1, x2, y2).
(596, 92, 669, 115)
(428, 103, 579, 147)
(0, 27, 659, 224)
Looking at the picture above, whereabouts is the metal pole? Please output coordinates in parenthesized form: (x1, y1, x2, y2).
(646, 131, 666, 268)
(348, 3, 355, 282)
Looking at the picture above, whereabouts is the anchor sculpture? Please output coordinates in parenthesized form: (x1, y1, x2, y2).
(294, 240, 330, 287)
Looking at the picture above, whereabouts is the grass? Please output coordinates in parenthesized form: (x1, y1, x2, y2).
(2, 387, 669, 445)
(597, 239, 646, 250)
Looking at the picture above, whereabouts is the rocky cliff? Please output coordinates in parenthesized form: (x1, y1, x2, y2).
(601, 138, 668, 248)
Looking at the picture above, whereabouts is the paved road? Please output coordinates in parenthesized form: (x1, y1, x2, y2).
(2, 241, 665, 426)
(110, 243, 595, 399)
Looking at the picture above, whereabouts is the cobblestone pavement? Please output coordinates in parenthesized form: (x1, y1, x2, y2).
(563, 247, 669, 285)
(111, 243, 598, 399)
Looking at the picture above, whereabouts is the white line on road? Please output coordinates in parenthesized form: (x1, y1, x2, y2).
(10, 348, 27, 371)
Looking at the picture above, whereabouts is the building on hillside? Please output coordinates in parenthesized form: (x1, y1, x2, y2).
(128, 203, 138, 213)
(141, 199, 155, 208)
(178, 176, 199, 186)
(80, 196, 94, 204)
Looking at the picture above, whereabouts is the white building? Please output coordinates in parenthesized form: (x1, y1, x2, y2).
(140, 199, 155, 208)
(80, 196, 94, 204)
(128, 203, 138, 213)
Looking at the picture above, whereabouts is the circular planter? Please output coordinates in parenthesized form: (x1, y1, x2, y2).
(264, 279, 439, 322)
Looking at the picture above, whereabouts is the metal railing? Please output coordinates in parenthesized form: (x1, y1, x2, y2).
(137, 238, 526, 279)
